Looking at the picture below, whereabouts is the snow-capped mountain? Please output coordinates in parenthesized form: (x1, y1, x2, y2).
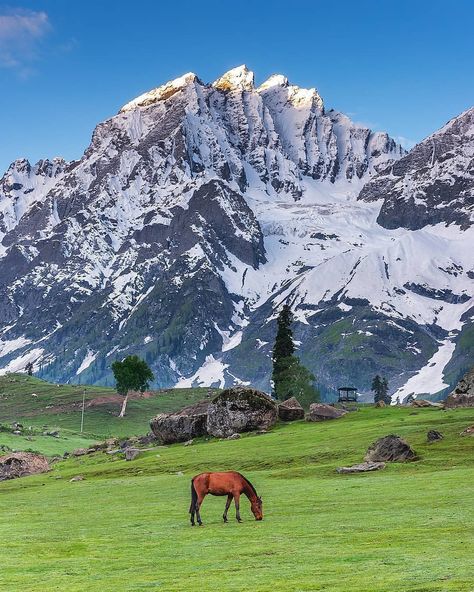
(0, 66, 472, 400)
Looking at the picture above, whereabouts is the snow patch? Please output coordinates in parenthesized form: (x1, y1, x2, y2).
(393, 338, 456, 400)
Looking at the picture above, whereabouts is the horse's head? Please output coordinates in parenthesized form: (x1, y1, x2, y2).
(251, 496, 263, 521)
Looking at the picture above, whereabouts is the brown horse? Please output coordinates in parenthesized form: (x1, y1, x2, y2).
(189, 471, 263, 526)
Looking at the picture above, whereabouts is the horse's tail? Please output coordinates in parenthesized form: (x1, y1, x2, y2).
(189, 479, 198, 513)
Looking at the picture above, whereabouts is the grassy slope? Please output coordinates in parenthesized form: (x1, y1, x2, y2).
(1, 405, 474, 591)
(0, 374, 217, 453)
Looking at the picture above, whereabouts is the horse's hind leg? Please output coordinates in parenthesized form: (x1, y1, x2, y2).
(223, 494, 232, 523)
(190, 503, 195, 526)
(195, 493, 205, 526)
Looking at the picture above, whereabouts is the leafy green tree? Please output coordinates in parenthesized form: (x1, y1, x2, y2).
(112, 355, 154, 418)
(272, 304, 319, 405)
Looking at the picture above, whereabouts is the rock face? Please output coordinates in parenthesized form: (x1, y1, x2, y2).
(365, 435, 417, 462)
(206, 387, 277, 438)
(336, 461, 386, 474)
(0, 452, 49, 481)
(150, 400, 210, 444)
(358, 107, 474, 230)
(307, 403, 347, 421)
(278, 396, 305, 421)
(445, 366, 474, 408)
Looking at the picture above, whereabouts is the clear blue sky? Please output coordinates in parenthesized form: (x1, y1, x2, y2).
(1, 0, 473, 172)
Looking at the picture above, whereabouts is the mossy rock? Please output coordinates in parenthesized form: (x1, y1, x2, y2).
(207, 387, 277, 438)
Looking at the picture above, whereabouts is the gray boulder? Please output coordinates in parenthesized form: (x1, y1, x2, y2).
(427, 430, 443, 442)
(124, 448, 140, 461)
(278, 397, 305, 421)
(445, 366, 474, 408)
(206, 387, 277, 438)
(150, 400, 209, 444)
(365, 434, 417, 462)
(307, 403, 347, 421)
(0, 452, 49, 481)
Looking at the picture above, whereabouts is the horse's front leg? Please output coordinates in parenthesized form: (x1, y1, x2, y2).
(223, 494, 233, 523)
(234, 492, 242, 523)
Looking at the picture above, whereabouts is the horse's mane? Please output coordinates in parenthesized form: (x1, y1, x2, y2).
(238, 472, 258, 497)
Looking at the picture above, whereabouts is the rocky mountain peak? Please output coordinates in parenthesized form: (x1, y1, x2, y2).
(358, 105, 474, 229)
(212, 65, 255, 92)
(120, 72, 200, 112)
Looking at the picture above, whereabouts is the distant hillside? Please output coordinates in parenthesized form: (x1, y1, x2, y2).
(0, 373, 218, 453)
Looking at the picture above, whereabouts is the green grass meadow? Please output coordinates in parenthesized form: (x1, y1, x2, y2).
(1, 385, 474, 591)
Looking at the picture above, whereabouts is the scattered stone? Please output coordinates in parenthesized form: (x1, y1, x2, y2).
(278, 396, 305, 421)
(445, 366, 474, 408)
(106, 449, 121, 455)
(124, 448, 140, 461)
(365, 434, 417, 462)
(427, 430, 443, 442)
(374, 400, 386, 408)
(69, 475, 84, 482)
(336, 461, 386, 474)
(0, 452, 49, 481)
(183, 439, 194, 446)
(460, 425, 474, 436)
(411, 399, 444, 408)
(13, 430, 21, 435)
(136, 433, 156, 446)
(207, 387, 277, 438)
(72, 448, 88, 457)
(46, 430, 60, 437)
(150, 400, 210, 444)
(227, 433, 241, 440)
(176, 471, 184, 477)
(307, 403, 347, 421)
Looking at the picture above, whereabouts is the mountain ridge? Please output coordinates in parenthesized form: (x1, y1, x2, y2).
(0, 66, 472, 401)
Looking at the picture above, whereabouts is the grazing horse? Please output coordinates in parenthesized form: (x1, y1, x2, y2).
(189, 471, 263, 526)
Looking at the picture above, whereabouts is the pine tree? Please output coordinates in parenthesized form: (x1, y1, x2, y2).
(372, 375, 391, 405)
(272, 304, 295, 364)
(272, 304, 319, 405)
(371, 375, 383, 403)
(381, 377, 391, 404)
